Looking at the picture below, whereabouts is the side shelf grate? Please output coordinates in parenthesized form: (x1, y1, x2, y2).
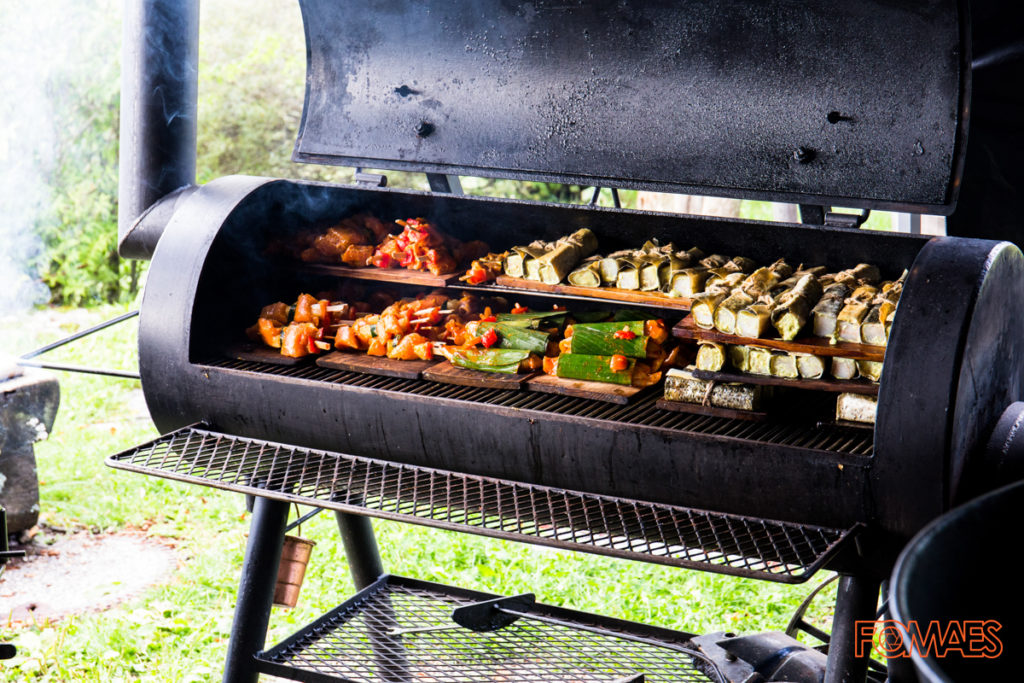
(256, 575, 721, 683)
(107, 425, 857, 583)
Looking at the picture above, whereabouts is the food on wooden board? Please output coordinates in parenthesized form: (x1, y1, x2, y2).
(836, 392, 878, 424)
(664, 366, 769, 411)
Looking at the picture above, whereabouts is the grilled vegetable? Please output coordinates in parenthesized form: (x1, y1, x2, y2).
(831, 357, 859, 380)
(695, 342, 727, 372)
(614, 257, 643, 290)
(857, 360, 884, 383)
(735, 304, 772, 338)
(860, 306, 888, 346)
(567, 257, 603, 287)
(748, 347, 773, 376)
(477, 322, 551, 354)
(669, 268, 711, 298)
(729, 345, 752, 373)
(770, 274, 823, 340)
(664, 367, 768, 411)
(714, 290, 755, 334)
(538, 229, 599, 284)
(811, 283, 852, 338)
(639, 256, 666, 291)
(555, 353, 635, 385)
(567, 321, 649, 358)
(495, 311, 568, 330)
(770, 352, 799, 379)
(691, 289, 730, 329)
(446, 347, 532, 374)
(795, 354, 826, 379)
(836, 392, 878, 424)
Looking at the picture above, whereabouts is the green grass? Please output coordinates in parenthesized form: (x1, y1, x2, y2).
(0, 305, 838, 681)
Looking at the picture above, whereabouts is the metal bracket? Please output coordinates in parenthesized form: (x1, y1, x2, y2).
(799, 205, 871, 229)
(426, 173, 463, 195)
(353, 170, 388, 188)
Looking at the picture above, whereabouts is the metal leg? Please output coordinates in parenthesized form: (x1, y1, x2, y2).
(335, 511, 384, 589)
(222, 497, 290, 683)
(824, 574, 881, 683)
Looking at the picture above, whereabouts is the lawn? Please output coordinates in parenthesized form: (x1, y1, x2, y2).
(0, 304, 838, 681)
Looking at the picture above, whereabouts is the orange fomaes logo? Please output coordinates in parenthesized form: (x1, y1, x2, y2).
(855, 620, 1003, 659)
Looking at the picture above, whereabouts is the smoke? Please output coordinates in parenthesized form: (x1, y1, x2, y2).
(0, 0, 119, 313)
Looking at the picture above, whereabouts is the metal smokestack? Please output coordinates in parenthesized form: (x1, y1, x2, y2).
(117, 0, 199, 260)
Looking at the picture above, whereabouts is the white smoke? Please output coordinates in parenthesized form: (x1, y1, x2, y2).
(0, 0, 119, 312)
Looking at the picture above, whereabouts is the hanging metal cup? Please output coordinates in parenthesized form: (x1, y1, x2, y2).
(273, 504, 317, 608)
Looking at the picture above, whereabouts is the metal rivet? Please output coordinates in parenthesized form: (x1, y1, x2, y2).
(794, 147, 815, 164)
(415, 121, 435, 138)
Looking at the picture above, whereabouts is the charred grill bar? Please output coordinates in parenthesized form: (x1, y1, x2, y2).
(107, 1, 1024, 682)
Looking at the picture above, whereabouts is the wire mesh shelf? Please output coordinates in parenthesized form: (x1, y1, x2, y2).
(256, 575, 721, 683)
(107, 425, 856, 582)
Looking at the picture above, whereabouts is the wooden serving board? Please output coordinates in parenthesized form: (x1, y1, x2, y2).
(524, 373, 651, 404)
(230, 344, 312, 367)
(300, 262, 464, 288)
(494, 275, 691, 310)
(690, 368, 880, 396)
(671, 315, 886, 362)
(656, 398, 769, 422)
(422, 362, 534, 389)
(316, 351, 437, 379)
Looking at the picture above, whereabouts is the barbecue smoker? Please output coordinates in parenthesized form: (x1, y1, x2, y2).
(106, 1, 1024, 682)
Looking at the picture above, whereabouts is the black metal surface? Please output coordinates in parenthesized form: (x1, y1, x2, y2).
(256, 574, 719, 683)
(118, 0, 198, 259)
(335, 512, 384, 591)
(890, 480, 1024, 682)
(824, 575, 881, 683)
(222, 496, 290, 683)
(873, 237, 1024, 537)
(295, 0, 967, 213)
(106, 425, 857, 583)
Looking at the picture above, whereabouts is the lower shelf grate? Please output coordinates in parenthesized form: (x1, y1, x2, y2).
(256, 575, 721, 683)
(106, 424, 857, 583)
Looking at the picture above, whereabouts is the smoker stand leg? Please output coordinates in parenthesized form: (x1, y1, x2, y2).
(824, 574, 881, 683)
(222, 497, 289, 683)
(335, 511, 384, 589)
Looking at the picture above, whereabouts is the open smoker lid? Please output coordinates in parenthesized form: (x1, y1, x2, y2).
(295, 0, 968, 214)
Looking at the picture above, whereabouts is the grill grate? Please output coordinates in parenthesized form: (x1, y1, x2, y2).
(107, 425, 857, 582)
(204, 358, 875, 455)
(256, 575, 720, 683)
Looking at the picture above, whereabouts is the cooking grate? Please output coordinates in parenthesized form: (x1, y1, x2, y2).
(107, 425, 856, 582)
(256, 574, 720, 683)
(203, 359, 875, 456)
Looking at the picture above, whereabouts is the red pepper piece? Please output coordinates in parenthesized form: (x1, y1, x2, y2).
(466, 266, 488, 284)
(609, 354, 629, 372)
(613, 328, 637, 340)
(480, 315, 497, 323)
(511, 304, 528, 314)
(481, 327, 499, 348)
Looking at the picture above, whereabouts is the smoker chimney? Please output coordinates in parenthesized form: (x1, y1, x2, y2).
(117, 0, 199, 260)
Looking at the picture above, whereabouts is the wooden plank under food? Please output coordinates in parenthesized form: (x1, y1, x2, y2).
(689, 368, 879, 396)
(316, 351, 438, 379)
(494, 275, 691, 310)
(299, 262, 464, 287)
(230, 344, 312, 367)
(422, 361, 534, 389)
(656, 398, 769, 422)
(524, 373, 652, 404)
(672, 315, 886, 361)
